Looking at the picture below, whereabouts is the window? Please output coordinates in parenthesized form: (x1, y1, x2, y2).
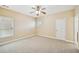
(0, 16, 14, 38)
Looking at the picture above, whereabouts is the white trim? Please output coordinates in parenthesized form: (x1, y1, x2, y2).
(53, 37, 74, 43)
(0, 34, 35, 46)
(38, 34, 74, 43)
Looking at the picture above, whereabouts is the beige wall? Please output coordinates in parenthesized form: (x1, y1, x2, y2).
(75, 6, 79, 47)
(37, 10, 75, 42)
(0, 7, 35, 43)
(0, 7, 75, 43)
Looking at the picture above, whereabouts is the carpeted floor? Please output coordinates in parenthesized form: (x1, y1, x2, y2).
(0, 36, 79, 53)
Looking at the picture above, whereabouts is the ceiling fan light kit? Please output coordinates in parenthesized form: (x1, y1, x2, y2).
(31, 5, 46, 16)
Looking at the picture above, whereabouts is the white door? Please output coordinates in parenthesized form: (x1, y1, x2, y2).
(56, 18, 66, 40)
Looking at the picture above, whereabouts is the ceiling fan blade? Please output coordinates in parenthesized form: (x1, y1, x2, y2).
(41, 8, 46, 10)
(41, 11, 46, 14)
(36, 14, 39, 16)
(1, 5, 9, 8)
(32, 7, 35, 9)
(37, 5, 41, 11)
(30, 11, 34, 14)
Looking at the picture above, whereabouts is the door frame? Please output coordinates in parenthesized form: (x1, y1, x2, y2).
(73, 15, 79, 48)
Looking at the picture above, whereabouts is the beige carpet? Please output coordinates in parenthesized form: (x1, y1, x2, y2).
(0, 36, 79, 53)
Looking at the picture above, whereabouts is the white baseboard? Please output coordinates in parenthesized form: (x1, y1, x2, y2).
(0, 34, 35, 46)
(53, 37, 74, 43)
(38, 34, 74, 43)
(0, 34, 75, 47)
(38, 35, 79, 49)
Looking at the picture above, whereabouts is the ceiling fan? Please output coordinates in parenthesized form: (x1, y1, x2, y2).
(30, 5, 46, 16)
(0, 5, 9, 8)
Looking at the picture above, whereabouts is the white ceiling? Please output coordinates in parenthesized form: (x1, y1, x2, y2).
(3, 5, 76, 17)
